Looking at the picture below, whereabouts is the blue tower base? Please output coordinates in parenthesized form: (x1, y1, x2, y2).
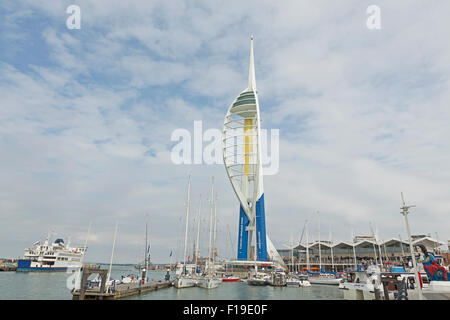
(237, 205, 249, 260)
(236, 194, 268, 261)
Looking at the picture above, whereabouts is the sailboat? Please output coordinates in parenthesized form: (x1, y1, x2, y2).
(247, 237, 270, 286)
(197, 177, 222, 289)
(140, 221, 150, 283)
(285, 234, 311, 287)
(174, 175, 197, 289)
(247, 260, 270, 286)
(307, 212, 342, 285)
(188, 194, 203, 284)
(135, 221, 151, 274)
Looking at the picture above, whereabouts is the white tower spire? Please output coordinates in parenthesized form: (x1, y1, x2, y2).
(222, 37, 285, 269)
(247, 36, 257, 91)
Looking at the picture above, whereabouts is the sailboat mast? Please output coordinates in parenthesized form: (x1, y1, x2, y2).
(369, 222, 379, 266)
(375, 226, 384, 269)
(208, 177, 215, 275)
(213, 193, 218, 271)
(399, 234, 405, 257)
(383, 241, 390, 264)
(290, 234, 294, 273)
(194, 195, 202, 270)
(183, 175, 191, 271)
(306, 221, 310, 272)
(107, 222, 118, 289)
(329, 225, 334, 271)
(81, 221, 92, 265)
(145, 221, 149, 271)
(352, 229, 357, 269)
(226, 224, 235, 259)
(318, 211, 321, 272)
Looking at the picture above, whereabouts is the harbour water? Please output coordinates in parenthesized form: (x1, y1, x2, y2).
(0, 265, 344, 300)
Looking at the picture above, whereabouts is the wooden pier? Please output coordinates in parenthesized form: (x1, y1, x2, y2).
(72, 280, 172, 300)
(72, 265, 172, 300)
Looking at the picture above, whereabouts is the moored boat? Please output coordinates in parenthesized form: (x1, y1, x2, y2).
(197, 275, 222, 289)
(222, 274, 240, 282)
(308, 275, 342, 285)
(196, 177, 222, 290)
(16, 235, 86, 272)
(247, 272, 270, 286)
(269, 270, 287, 286)
(286, 276, 301, 287)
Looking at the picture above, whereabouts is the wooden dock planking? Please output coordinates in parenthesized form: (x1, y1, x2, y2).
(72, 280, 172, 300)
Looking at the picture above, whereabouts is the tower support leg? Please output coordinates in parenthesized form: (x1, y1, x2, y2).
(237, 205, 249, 260)
(255, 194, 268, 261)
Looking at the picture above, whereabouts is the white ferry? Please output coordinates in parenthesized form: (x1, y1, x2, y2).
(16, 235, 86, 272)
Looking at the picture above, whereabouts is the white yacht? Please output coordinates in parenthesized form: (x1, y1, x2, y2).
(17, 235, 86, 272)
(174, 263, 198, 288)
(286, 274, 311, 287)
(339, 265, 431, 300)
(308, 272, 342, 285)
(339, 265, 384, 300)
(174, 175, 199, 289)
(197, 274, 222, 289)
(196, 177, 222, 290)
(247, 272, 270, 286)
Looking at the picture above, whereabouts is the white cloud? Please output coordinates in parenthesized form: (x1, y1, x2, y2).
(1, 1, 449, 263)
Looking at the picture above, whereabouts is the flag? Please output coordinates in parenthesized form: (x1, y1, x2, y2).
(169, 250, 172, 257)
(147, 245, 150, 254)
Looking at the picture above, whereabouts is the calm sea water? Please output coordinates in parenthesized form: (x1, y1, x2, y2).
(0, 265, 344, 300)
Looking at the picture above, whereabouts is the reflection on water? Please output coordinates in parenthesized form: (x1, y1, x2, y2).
(0, 265, 344, 300)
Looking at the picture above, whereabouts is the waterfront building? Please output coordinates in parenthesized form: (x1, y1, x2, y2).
(278, 235, 446, 273)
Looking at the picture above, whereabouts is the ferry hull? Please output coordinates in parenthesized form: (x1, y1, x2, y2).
(16, 259, 80, 272)
(16, 267, 69, 272)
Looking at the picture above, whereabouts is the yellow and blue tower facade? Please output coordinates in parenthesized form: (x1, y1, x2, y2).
(222, 38, 283, 266)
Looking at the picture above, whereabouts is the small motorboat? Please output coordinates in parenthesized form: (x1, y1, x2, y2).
(298, 274, 312, 287)
(286, 277, 302, 287)
(247, 272, 269, 286)
(222, 274, 240, 282)
(286, 274, 311, 287)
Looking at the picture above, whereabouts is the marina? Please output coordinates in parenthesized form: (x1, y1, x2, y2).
(1, 2, 450, 307)
(71, 265, 172, 300)
(0, 37, 449, 302)
(0, 265, 345, 300)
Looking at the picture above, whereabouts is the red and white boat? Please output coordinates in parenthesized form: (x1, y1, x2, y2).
(222, 275, 240, 282)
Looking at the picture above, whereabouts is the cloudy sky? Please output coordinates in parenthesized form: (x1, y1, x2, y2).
(0, 1, 449, 264)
